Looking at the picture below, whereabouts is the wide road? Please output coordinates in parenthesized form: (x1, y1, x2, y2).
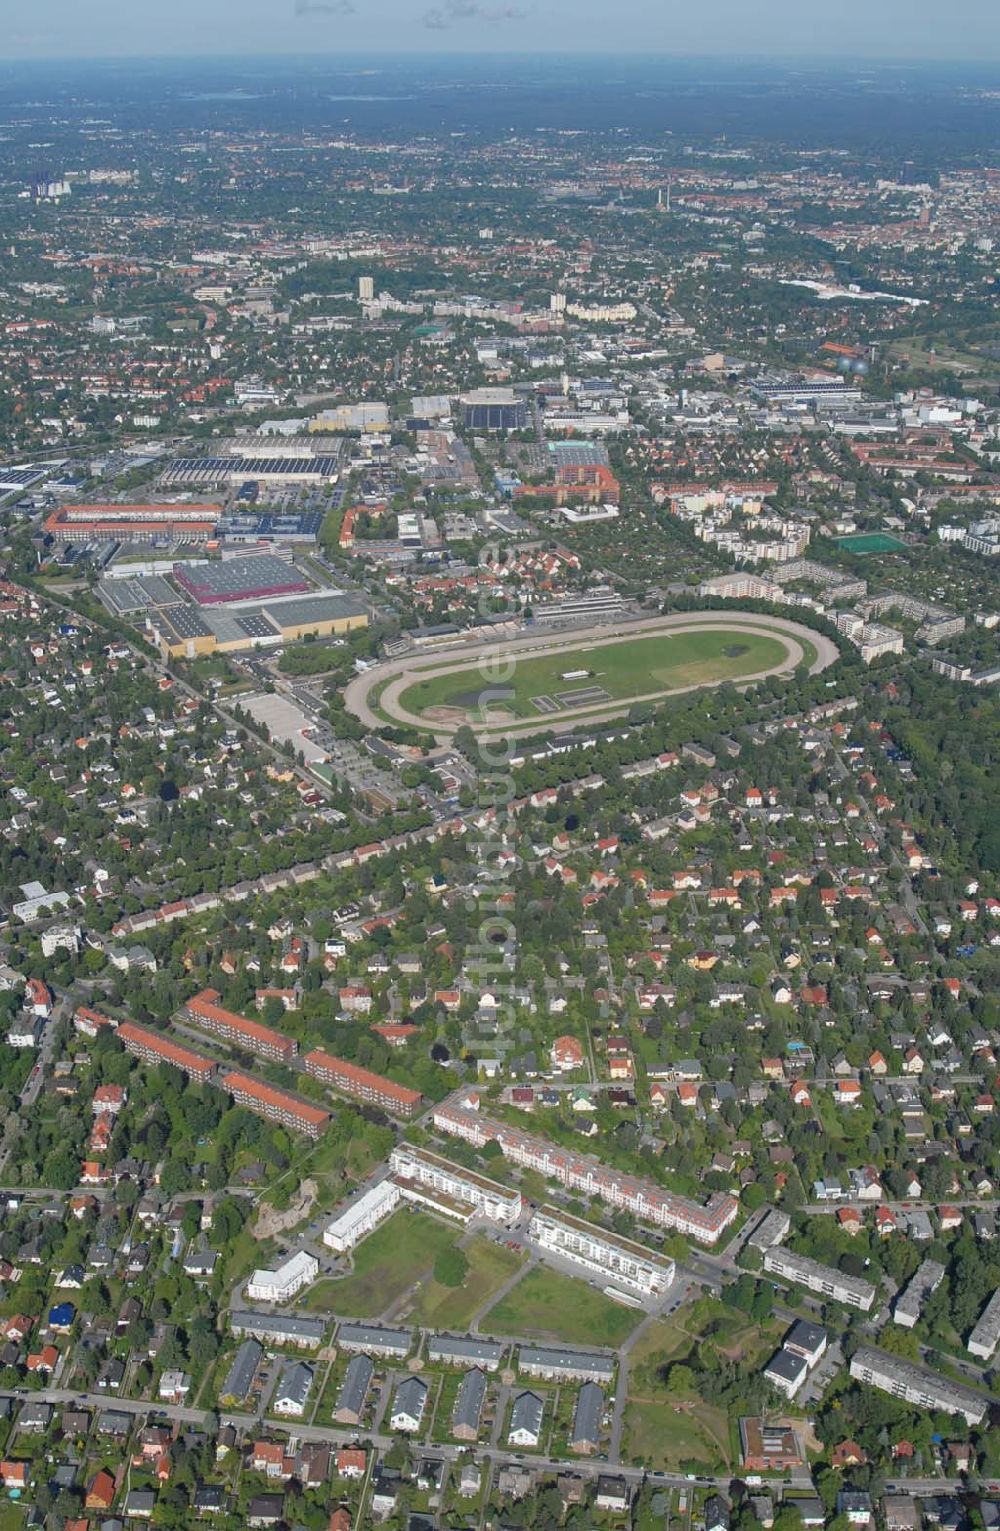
(346, 610, 839, 742)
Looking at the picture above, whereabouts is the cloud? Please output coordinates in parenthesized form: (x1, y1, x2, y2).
(294, 0, 355, 15)
(421, 0, 528, 28)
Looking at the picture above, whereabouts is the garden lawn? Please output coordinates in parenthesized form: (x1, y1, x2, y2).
(623, 1399, 730, 1472)
(412, 1235, 523, 1329)
(306, 1208, 457, 1318)
(481, 1265, 640, 1346)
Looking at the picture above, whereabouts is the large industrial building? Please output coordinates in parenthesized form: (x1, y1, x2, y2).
(173, 555, 312, 606)
(44, 503, 221, 544)
(433, 1099, 738, 1245)
(461, 388, 529, 431)
(161, 454, 341, 487)
(148, 589, 368, 660)
(389, 1144, 522, 1224)
(528, 1205, 675, 1297)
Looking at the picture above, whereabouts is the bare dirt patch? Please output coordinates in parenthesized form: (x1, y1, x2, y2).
(252, 1177, 318, 1240)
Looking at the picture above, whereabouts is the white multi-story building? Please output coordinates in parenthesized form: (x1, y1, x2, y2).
(433, 1101, 737, 1244)
(763, 1247, 876, 1312)
(894, 1259, 945, 1329)
(967, 1288, 1000, 1360)
(323, 1180, 401, 1254)
(850, 1346, 986, 1426)
(246, 1250, 318, 1305)
(390, 1144, 522, 1224)
(529, 1206, 674, 1296)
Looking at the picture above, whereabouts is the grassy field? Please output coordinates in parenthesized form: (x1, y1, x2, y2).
(397, 627, 792, 722)
(410, 1235, 524, 1329)
(481, 1265, 640, 1347)
(306, 1208, 458, 1318)
(623, 1398, 730, 1471)
(835, 533, 909, 554)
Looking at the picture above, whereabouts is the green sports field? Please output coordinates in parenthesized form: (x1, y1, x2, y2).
(396, 627, 793, 723)
(835, 533, 909, 554)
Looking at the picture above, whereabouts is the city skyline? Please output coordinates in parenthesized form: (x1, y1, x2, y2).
(5, 0, 1000, 61)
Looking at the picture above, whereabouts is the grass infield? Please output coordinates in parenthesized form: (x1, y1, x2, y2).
(398, 626, 791, 723)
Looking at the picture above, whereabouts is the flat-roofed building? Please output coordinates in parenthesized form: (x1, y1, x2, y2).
(433, 1099, 737, 1244)
(763, 1247, 876, 1312)
(764, 1348, 809, 1399)
(528, 1204, 675, 1297)
(221, 1072, 330, 1139)
(747, 1208, 791, 1252)
(184, 989, 296, 1062)
(390, 1144, 521, 1224)
(894, 1260, 946, 1330)
(246, 1250, 318, 1306)
(118, 1021, 215, 1083)
(849, 1347, 987, 1426)
(323, 1180, 401, 1253)
(305, 1049, 421, 1118)
(968, 1288, 1000, 1360)
(739, 1418, 807, 1474)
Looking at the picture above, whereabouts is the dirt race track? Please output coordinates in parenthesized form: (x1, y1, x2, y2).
(344, 611, 839, 743)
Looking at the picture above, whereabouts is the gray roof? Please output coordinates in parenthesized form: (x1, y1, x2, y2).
(518, 1345, 615, 1381)
(335, 1353, 373, 1419)
(221, 1338, 262, 1402)
(452, 1367, 487, 1435)
(427, 1334, 505, 1366)
(570, 1381, 604, 1447)
(230, 1311, 326, 1347)
(391, 1375, 428, 1425)
(274, 1360, 313, 1411)
(338, 1322, 411, 1355)
(509, 1389, 544, 1441)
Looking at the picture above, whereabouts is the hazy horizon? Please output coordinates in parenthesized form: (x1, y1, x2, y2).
(5, 0, 1000, 63)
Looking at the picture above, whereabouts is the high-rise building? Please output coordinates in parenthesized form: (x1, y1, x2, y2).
(359, 275, 375, 301)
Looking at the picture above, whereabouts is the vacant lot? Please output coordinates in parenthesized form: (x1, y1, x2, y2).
(306, 1208, 457, 1318)
(481, 1265, 640, 1347)
(623, 1398, 730, 1472)
(410, 1235, 523, 1329)
(397, 627, 791, 722)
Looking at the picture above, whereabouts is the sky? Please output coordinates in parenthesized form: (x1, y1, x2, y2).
(5, 0, 1000, 61)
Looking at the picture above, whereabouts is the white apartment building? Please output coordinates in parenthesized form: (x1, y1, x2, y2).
(389, 1143, 522, 1224)
(246, 1249, 318, 1305)
(763, 1247, 876, 1312)
(323, 1179, 401, 1254)
(850, 1346, 986, 1426)
(529, 1205, 675, 1297)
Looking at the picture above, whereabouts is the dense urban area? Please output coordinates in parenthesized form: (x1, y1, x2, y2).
(0, 48, 999, 1531)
